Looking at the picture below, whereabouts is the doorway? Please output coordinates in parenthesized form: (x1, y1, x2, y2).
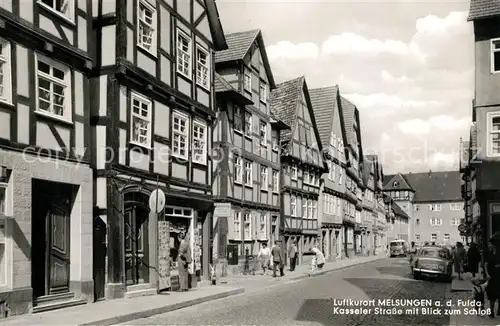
(93, 216, 106, 301)
(123, 191, 150, 286)
(32, 180, 74, 299)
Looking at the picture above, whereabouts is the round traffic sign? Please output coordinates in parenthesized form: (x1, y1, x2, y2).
(149, 189, 166, 213)
(458, 223, 466, 232)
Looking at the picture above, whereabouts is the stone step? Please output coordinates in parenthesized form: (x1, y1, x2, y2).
(32, 299, 87, 314)
(125, 288, 157, 299)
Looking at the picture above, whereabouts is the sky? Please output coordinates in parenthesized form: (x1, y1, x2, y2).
(215, 0, 474, 174)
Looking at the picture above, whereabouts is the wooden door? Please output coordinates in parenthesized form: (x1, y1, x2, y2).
(46, 206, 70, 294)
(124, 205, 149, 286)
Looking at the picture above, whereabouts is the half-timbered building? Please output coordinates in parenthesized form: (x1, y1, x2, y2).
(211, 30, 289, 274)
(309, 86, 347, 261)
(0, 0, 94, 315)
(370, 155, 389, 254)
(340, 96, 364, 257)
(91, 0, 227, 299)
(361, 156, 377, 255)
(270, 76, 327, 266)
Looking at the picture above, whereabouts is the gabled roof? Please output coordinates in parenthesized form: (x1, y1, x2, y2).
(362, 156, 375, 187)
(467, 0, 500, 21)
(404, 171, 462, 202)
(214, 29, 276, 88)
(392, 202, 410, 220)
(270, 76, 326, 165)
(340, 97, 356, 147)
(384, 173, 414, 191)
(203, 0, 228, 50)
(309, 86, 339, 147)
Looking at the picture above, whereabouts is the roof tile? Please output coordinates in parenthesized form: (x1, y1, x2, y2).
(468, 0, 500, 21)
(340, 97, 356, 146)
(214, 29, 260, 63)
(309, 86, 339, 148)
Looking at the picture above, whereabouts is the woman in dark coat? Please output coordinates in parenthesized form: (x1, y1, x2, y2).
(486, 236, 500, 318)
(467, 242, 481, 278)
(177, 232, 192, 291)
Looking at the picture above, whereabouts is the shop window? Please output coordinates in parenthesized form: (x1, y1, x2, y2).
(166, 206, 193, 275)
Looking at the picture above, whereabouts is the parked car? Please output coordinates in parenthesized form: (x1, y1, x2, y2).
(411, 246, 453, 282)
(390, 240, 408, 257)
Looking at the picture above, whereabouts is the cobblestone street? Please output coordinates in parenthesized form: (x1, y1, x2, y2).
(118, 257, 454, 326)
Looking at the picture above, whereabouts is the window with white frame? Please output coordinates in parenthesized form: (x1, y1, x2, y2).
(450, 203, 463, 211)
(244, 68, 251, 91)
(339, 169, 343, 185)
(192, 121, 207, 164)
(137, 0, 157, 53)
(302, 199, 307, 218)
(303, 170, 309, 184)
(259, 120, 267, 145)
(0, 39, 11, 104)
(259, 214, 266, 236)
(130, 92, 152, 148)
(324, 195, 330, 214)
(336, 197, 340, 215)
(271, 130, 278, 151)
(291, 195, 297, 216)
(172, 112, 189, 159)
(243, 213, 251, 239)
(310, 171, 316, 186)
(307, 199, 313, 219)
(429, 204, 442, 211)
(431, 233, 437, 241)
(233, 211, 241, 240)
(492, 38, 500, 73)
(0, 182, 6, 216)
(331, 163, 336, 181)
(260, 165, 268, 190)
(244, 161, 252, 186)
(233, 106, 243, 132)
(313, 201, 317, 219)
(234, 156, 242, 183)
(444, 233, 450, 241)
(40, 0, 72, 19)
(451, 218, 460, 226)
(36, 55, 71, 120)
(176, 29, 191, 78)
(291, 164, 297, 180)
(196, 46, 210, 89)
(430, 218, 442, 226)
(244, 111, 252, 136)
(272, 170, 279, 192)
(259, 82, 267, 103)
(488, 112, 500, 156)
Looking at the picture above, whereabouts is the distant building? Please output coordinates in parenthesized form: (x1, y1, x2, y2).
(384, 171, 463, 245)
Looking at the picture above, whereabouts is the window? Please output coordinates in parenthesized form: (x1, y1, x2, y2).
(196, 46, 210, 89)
(303, 170, 309, 184)
(176, 29, 191, 78)
(0, 39, 11, 104)
(491, 38, 500, 73)
(429, 204, 442, 211)
(234, 156, 242, 183)
(451, 218, 460, 226)
(244, 161, 252, 186)
(444, 233, 450, 241)
(172, 112, 189, 159)
(338, 169, 343, 185)
(336, 197, 340, 215)
(291, 164, 297, 180)
(271, 130, 278, 151)
(393, 181, 399, 188)
(488, 112, 500, 156)
(272, 170, 279, 192)
(291, 196, 297, 216)
(244, 111, 252, 136)
(260, 82, 267, 103)
(244, 68, 251, 91)
(137, 0, 157, 54)
(259, 120, 267, 145)
(192, 121, 207, 164)
(313, 201, 317, 219)
(450, 203, 463, 211)
(234, 211, 241, 240)
(40, 0, 72, 19)
(36, 55, 71, 121)
(233, 106, 242, 132)
(302, 199, 307, 218)
(244, 213, 251, 239)
(130, 92, 152, 148)
(431, 233, 437, 241)
(0, 183, 5, 215)
(307, 199, 313, 219)
(259, 214, 267, 237)
(260, 165, 268, 190)
(331, 163, 336, 181)
(416, 219, 420, 225)
(430, 218, 442, 226)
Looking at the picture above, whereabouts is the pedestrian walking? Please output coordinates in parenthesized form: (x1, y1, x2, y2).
(310, 246, 326, 272)
(271, 241, 284, 277)
(485, 235, 500, 318)
(409, 241, 417, 263)
(453, 242, 466, 280)
(177, 231, 192, 292)
(288, 241, 298, 271)
(467, 242, 481, 278)
(257, 242, 271, 275)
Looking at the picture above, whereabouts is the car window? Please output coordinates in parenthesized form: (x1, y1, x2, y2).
(419, 248, 449, 259)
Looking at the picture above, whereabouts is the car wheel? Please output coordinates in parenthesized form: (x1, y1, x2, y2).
(413, 272, 421, 280)
(390, 255, 394, 258)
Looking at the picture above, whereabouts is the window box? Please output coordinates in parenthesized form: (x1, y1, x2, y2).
(137, 0, 157, 56)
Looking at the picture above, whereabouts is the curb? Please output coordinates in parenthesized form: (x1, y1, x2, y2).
(77, 287, 245, 326)
(287, 256, 386, 282)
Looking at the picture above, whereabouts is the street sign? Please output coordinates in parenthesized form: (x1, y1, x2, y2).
(149, 189, 166, 213)
(458, 223, 467, 232)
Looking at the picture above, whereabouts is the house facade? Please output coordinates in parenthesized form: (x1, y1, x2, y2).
(0, 0, 94, 315)
(271, 76, 327, 265)
(90, 0, 227, 299)
(361, 157, 377, 255)
(463, 0, 500, 252)
(309, 86, 347, 261)
(211, 29, 289, 274)
(383, 173, 414, 242)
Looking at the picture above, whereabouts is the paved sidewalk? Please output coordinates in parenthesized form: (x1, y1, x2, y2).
(218, 253, 387, 292)
(448, 289, 499, 326)
(0, 286, 244, 326)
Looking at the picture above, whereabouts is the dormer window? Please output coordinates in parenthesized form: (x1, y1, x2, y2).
(393, 181, 399, 188)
